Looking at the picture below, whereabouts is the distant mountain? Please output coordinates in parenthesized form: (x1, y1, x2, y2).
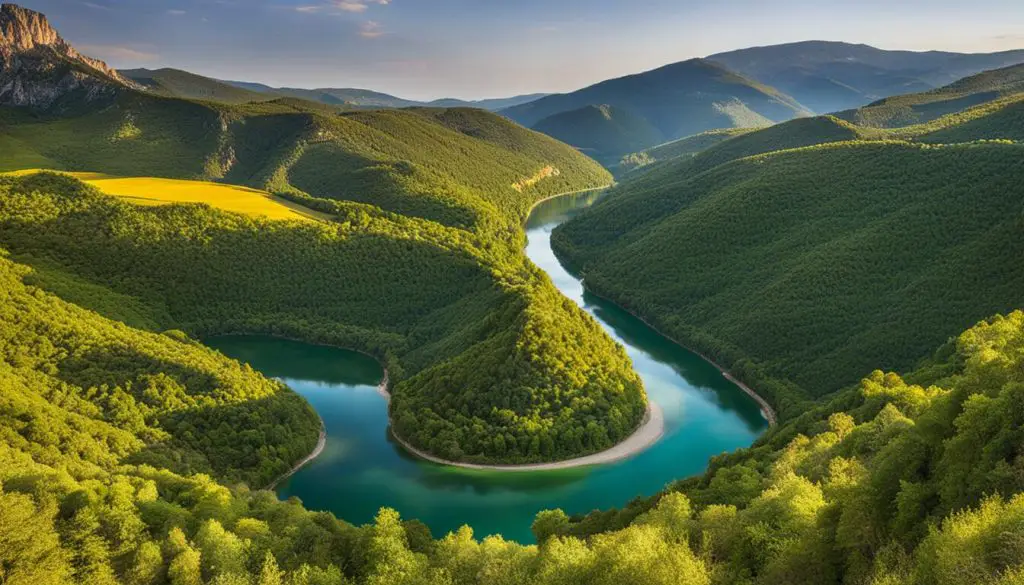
(221, 80, 545, 111)
(121, 68, 275, 105)
(502, 58, 808, 157)
(427, 93, 550, 111)
(710, 41, 1024, 113)
(835, 62, 1024, 128)
(0, 3, 139, 108)
(531, 104, 663, 165)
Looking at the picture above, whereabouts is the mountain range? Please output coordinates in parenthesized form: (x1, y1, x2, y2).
(709, 40, 1024, 113)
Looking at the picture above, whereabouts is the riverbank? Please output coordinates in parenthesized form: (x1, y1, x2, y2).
(579, 283, 778, 427)
(265, 420, 327, 490)
(377, 374, 665, 471)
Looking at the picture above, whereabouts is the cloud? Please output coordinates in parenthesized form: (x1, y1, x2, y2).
(295, 0, 389, 14)
(78, 44, 160, 63)
(167, 9, 187, 16)
(360, 20, 385, 38)
(336, 0, 390, 12)
(81, 2, 111, 10)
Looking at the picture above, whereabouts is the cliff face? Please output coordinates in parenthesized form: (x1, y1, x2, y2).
(0, 3, 140, 108)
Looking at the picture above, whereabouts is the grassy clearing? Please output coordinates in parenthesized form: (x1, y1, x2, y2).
(7, 170, 328, 222)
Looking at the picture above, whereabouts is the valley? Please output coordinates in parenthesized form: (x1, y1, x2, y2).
(2, 2, 1024, 584)
(201, 192, 765, 544)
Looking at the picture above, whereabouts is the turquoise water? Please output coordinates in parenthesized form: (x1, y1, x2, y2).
(206, 191, 767, 543)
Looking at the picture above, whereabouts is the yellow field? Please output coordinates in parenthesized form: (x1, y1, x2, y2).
(5, 170, 329, 223)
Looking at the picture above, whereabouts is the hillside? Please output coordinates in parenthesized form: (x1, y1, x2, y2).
(5, 223, 1024, 584)
(224, 80, 546, 111)
(619, 127, 755, 173)
(0, 91, 611, 231)
(836, 62, 1024, 128)
(532, 104, 664, 165)
(428, 92, 549, 110)
(0, 2, 647, 467)
(121, 68, 275, 105)
(502, 58, 807, 151)
(711, 40, 1024, 113)
(554, 140, 1024, 415)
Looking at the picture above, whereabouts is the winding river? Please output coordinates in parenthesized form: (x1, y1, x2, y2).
(206, 190, 768, 543)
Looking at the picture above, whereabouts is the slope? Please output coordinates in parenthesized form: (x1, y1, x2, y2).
(836, 62, 1024, 128)
(5, 231, 1024, 584)
(554, 141, 1024, 415)
(502, 58, 807, 149)
(711, 40, 1024, 113)
(619, 127, 756, 173)
(121, 67, 275, 105)
(532, 104, 664, 165)
(0, 171, 644, 465)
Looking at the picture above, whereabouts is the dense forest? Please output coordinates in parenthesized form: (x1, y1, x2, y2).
(0, 172, 644, 464)
(4, 248, 1024, 583)
(555, 140, 1024, 415)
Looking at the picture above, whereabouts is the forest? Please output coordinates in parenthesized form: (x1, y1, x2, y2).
(0, 171, 644, 464)
(4, 243, 1024, 583)
(554, 89, 1024, 416)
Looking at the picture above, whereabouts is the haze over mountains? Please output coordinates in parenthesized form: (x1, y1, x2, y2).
(709, 40, 1024, 113)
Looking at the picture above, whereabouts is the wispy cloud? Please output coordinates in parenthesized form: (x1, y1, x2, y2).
(294, 0, 390, 14)
(79, 44, 160, 63)
(360, 20, 385, 38)
(81, 2, 111, 10)
(167, 9, 187, 16)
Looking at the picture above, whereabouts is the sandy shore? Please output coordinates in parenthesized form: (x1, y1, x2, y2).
(377, 374, 665, 471)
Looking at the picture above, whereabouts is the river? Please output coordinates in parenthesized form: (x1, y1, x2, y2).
(205, 190, 767, 543)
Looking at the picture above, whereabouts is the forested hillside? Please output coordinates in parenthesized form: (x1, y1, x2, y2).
(618, 128, 754, 173)
(502, 58, 807, 155)
(835, 62, 1024, 128)
(121, 68, 276, 105)
(532, 104, 663, 166)
(0, 172, 644, 464)
(4, 249, 1024, 584)
(555, 140, 1024, 414)
(0, 92, 611, 231)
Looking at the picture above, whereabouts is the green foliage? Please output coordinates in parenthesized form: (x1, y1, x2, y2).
(504, 58, 808, 149)
(555, 141, 1024, 412)
(531, 104, 664, 165)
(121, 68, 277, 105)
(618, 127, 755, 173)
(0, 172, 642, 464)
(836, 63, 1024, 128)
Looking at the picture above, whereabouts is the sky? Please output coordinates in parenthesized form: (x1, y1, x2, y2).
(18, 0, 1024, 100)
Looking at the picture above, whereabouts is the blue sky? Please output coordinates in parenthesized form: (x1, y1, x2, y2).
(21, 0, 1024, 100)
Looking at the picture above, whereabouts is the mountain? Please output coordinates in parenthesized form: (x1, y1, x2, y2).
(0, 3, 139, 108)
(710, 40, 1024, 113)
(222, 79, 547, 111)
(502, 58, 808, 156)
(532, 104, 664, 166)
(553, 93, 1024, 415)
(0, 3, 645, 468)
(121, 67, 275, 105)
(427, 93, 550, 110)
(835, 62, 1024, 128)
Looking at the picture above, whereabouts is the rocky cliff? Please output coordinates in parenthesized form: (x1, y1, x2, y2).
(0, 3, 140, 108)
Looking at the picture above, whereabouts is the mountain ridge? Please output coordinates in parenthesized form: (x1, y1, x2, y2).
(710, 40, 1024, 112)
(0, 3, 139, 107)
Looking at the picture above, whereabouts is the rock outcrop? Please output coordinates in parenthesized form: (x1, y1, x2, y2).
(0, 3, 140, 108)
